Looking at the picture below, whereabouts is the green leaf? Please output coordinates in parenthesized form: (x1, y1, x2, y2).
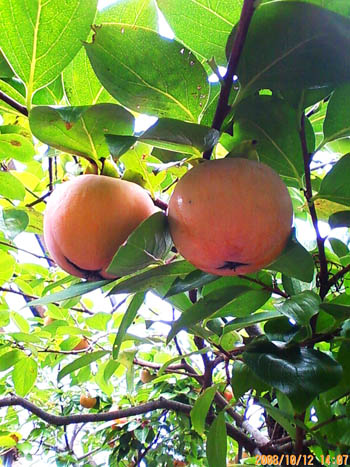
(0, 172, 26, 201)
(190, 386, 216, 436)
(0, 52, 13, 78)
(317, 154, 350, 206)
(9, 333, 42, 344)
(0, 350, 25, 372)
(322, 84, 350, 146)
(29, 104, 134, 162)
(11, 311, 30, 333)
(231, 360, 269, 399)
(0, 79, 26, 116)
(85, 25, 209, 121)
(85, 312, 111, 331)
(0, 251, 15, 286)
(264, 317, 308, 345)
(167, 286, 250, 343)
(230, 95, 314, 180)
(329, 211, 350, 229)
(166, 270, 218, 297)
(329, 237, 349, 258)
(58, 351, 108, 382)
(108, 260, 195, 296)
(157, 0, 243, 64)
(112, 293, 144, 360)
(244, 338, 343, 413)
(206, 412, 227, 467)
(105, 135, 137, 160)
(63, 48, 115, 106)
(0, 209, 29, 240)
(257, 397, 296, 440)
(0, 134, 35, 163)
(107, 212, 172, 277)
(0, 0, 98, 103)
(223, 311, 282, 334)
(234, 2, 350, 101)
(268, 231, 315, 282)
(27, 280, 111, 307)
(12, 358, 38, 397)
(139, 118, 220, 155)
(280, 291, 320, 326)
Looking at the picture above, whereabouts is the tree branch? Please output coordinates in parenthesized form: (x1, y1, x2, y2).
(299, 113, 328, 300)
(203, 0, 256, 159)
(0, 91, 28, 117)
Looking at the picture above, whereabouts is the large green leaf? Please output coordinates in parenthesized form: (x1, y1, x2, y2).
(157, 0, 243, 64)
(108, 260, 195, 296)
(268, 231, 315, 282)
(231, 360, 270, 399)
(139, 118, 220, 155)
(243, 338, 343, 413)
(329, 211, 350, 229)
(58, 350, 108, 382)
(279, 291, 320, 326)
(12, 357, 38, 397)
(166, 269, 218, 297)
(0, 0, 97, 104)
(234, 2, 350, 102)
(106, 212, 172, 277)
(190, 386, 217, 436)
(27, 280, 111, 307)
(29, 104, 134, 162)
(223, 311, 282, 334)
(0, 134, 35, 163)
(0, 209, 29, 240)
(322, 84, 350, 148)
(317, 154, 350, 206)
(112, 293, 145, 360)
(230, 96, 314, 181)
(167, 286, 251, 343)
(206, 412, 227, 467)
(85, 25, 209, 121)
(0, 172, 26, 201)
(0, 79, 26, 116)
(63, 48, 115, 106)
(0, 52, 13, 78)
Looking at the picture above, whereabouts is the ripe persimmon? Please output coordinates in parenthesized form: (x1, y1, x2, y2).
(168, 158, 293, 276)
(223, 389, 233, 402)
(140, 368, 153, 384)
(73, 338, 89, 351)
(44, 174, 156, 280)
(80, 394, 97, 409)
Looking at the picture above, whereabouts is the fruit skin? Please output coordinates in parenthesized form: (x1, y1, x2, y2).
(80, 394, 97, 409)
(223, 389, 233, 402)
(168, 158, 293, 276)
(43, 315, 55, 326)
(140, 368, 153, 384)
(44, 174, 157, 279)
(73, 338, 89, 351)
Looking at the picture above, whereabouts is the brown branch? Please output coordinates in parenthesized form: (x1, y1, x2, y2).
(324, 264, 350, 295)
(238, 274, 289, 298)
(0, 91, 28, 116)
(299, 113, 328, 300)
(26, 191, 51, 208)
(0, 395, 262, 453)
(203, 0, 256, 159)
(153, 198, 168, 211)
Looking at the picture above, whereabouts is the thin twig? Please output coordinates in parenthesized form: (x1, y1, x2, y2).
(0, 91, 28, 116)
(203, 0, 256, 159)
(0, 240, 54, 263)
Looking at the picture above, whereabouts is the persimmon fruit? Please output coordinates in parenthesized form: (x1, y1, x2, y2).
(73, 338, 89, 351)
(44, 174, 156, 280)
(168, 158, 293, 276)
(223, 389, 233, 402)
(80, 394, 97, 409)
(140, 368, 153, 384)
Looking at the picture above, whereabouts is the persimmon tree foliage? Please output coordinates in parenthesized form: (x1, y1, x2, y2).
(1, 0, 350, 465)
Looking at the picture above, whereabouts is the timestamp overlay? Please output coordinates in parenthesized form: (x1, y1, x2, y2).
(255, 454, 350, 465)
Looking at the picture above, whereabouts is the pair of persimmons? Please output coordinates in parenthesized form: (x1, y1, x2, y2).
(44, 158, 293, 281)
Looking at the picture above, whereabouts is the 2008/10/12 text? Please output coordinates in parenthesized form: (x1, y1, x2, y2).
(255, 454, 350, 465)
